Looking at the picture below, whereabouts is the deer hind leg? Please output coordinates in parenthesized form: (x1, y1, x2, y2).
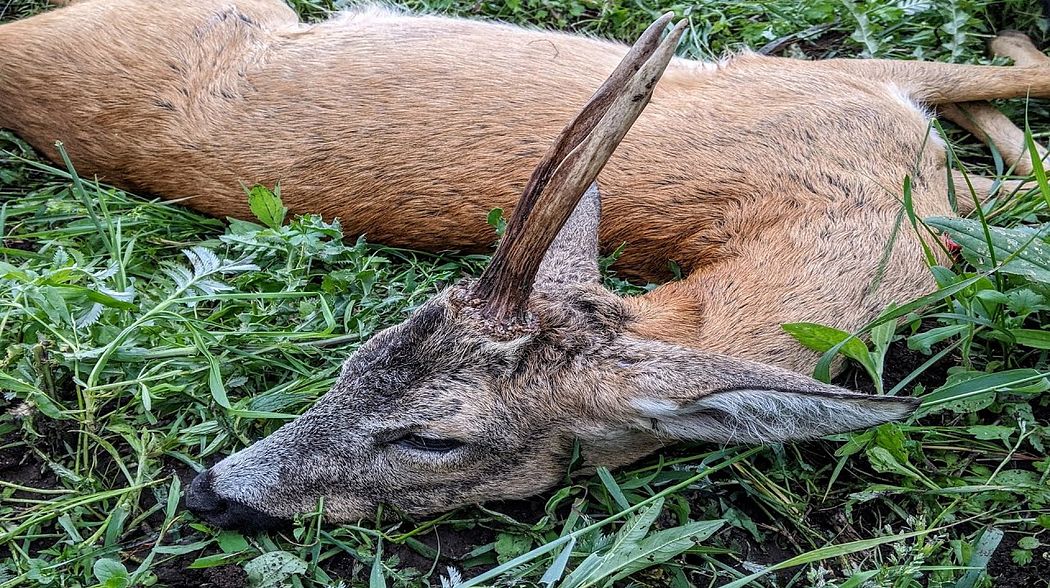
(821, 30, 1050, 104)
(936, 32, 1049, 203)
(939, 102, 1046, 175)
(940, 102, 1043, 207)
(941, 31, 1049, 175)
(949, 171, 1032, 211)
(990, 30, 1050, 67)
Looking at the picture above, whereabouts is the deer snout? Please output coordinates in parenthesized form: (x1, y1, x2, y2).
(185, 469, 287, 532)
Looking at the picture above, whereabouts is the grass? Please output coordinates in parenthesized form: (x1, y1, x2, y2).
(1, 0, 1049, 586)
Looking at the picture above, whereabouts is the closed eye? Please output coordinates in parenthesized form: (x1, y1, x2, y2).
(393, 433, 465, 453)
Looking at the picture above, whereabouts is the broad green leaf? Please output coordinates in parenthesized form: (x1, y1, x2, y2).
(0, 372, 39, 394)
(955, 528, 1003, 588)
(1007, 328, 1050, 350)
(564, 516, 723, 588)
(216, 531, 250, 554)
(869, 311, 896, 378)
(926, 217, 1050, 284)
(561, 499, 664, 588)
(1018, 536, 1041, 550)
(244, 551, 308, 588)
(247, 184, 287, 229)
(166, 477, 182, 520)
(866, 446, 920, 480)
(0, 374, 70, 420)
(919, 369, 1049, 415)
(907, 324, 968, 354)
(1013, 548, 1034, 565)
(370, 541, 386, 588)
(539, 536, 576, 588)
(597, 467, 630, 510)
(723, 507, 761, 542)
(208, 359, 230, 409)
(1037, 514, 1050, 530)
(190, 328, 230, 409)
(52, 285, 135, 310)
(782, 322, 877, 380)
(103, 504, 128, 548)
(93, 559, 128, 588)
(154, 540, 213, 555)
(486, 207, 507, 236)
(608, 520, 724, 582)
(967, 425, 1015, 444)
(1005, 288, 1047, 316)
(494, 533, 532, 562)
(608, 497, 663, 552)
(189, 553, 240, 569)
(873, 424, 909, 463)
(834, 430, 874, 458)
(840, 571, 879, 588)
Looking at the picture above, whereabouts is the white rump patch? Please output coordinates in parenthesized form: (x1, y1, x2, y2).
(887, 82, 945, 149)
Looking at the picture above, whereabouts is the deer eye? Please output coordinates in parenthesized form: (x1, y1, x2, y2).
(393, 433, 464, 453)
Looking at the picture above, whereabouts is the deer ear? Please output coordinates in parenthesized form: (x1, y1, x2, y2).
(606, 336, 919, 444)
(533, 182, 602, 290)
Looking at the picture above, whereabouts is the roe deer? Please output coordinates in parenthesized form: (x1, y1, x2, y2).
(1, 0, 1048, 528)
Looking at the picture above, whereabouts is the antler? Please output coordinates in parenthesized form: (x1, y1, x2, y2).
(472, 14, 687, 325)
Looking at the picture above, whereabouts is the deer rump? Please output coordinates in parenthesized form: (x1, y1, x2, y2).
(3, 0, 1048, 527)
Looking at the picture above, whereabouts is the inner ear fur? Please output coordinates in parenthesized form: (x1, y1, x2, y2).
(533, 182, 602, 291)
(604, 336, 920, 444)
(631, 388, 917, 444)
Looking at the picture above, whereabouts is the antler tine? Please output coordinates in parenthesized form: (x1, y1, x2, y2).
(509, 12, 676, 215)
(473, 16, 687, 327)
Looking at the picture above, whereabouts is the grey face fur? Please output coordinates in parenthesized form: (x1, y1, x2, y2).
(188, 184, 918, 526)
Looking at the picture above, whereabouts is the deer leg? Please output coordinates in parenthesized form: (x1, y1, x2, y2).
(939, 102, 1047, 175)
(934, 32, 1049, 208)
(938, 103, 1042, 213)
(951, 171, 1033, 208)
(990, 30, 1050, 67)
(819, 31, 1050, 104)
(938, 31, 1050, 175)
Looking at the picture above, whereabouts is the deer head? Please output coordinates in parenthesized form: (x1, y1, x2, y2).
(185, 15, 918, 529)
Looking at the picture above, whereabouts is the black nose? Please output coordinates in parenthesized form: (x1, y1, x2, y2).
(185, 470, 288, 532)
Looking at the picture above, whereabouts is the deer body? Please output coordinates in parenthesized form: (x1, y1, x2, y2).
(0, 1, 940, 268)
(2, 1, 1048, 527)
(0, 0, 972, 368)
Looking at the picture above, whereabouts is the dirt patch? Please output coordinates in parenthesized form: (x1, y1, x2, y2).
(0, 426, 57, 495)
(833, 336, 954, 395)
(987, 544, 1050, 587)
(153, 554, 248, 588)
